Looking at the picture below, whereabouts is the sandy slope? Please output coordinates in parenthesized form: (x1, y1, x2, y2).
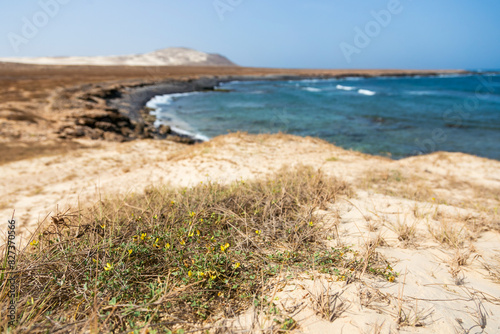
(1, 133, 499, 333)
(0, 47, 236, 67)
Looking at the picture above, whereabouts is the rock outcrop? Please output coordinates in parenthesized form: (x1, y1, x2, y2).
(53, 78, 222, 144)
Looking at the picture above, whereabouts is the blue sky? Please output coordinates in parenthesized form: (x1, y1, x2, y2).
(1, 0, 499, 69)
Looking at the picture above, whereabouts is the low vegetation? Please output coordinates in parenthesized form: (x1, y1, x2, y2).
(0, 166, 400, 333)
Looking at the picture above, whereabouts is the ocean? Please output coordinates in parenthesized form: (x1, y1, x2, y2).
(146, 74, 500, 160)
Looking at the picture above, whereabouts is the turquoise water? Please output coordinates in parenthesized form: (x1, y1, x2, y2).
(147, 74, 500, 160)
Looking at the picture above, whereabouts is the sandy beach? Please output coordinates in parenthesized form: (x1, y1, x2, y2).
(1, 63, 499, 333)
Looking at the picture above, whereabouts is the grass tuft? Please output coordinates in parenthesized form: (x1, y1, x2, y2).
(0, 166, 397, 333)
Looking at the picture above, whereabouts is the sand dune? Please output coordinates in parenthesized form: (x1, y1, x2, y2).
(1, 133, 499, 333)
(0, 47, 236, 66)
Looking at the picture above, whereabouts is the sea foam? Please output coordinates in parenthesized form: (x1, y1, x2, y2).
(146, 92, 199, 108)
(303, 87, 322, 92)
(146, 92, 209, 141)
(358, 89, 376, 96)
(336, 84, 356, 91)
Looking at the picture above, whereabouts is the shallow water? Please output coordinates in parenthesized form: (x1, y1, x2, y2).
(147, 74, 500, 160)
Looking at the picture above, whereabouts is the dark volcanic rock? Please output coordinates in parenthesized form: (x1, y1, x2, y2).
(166, 134, 196, 145)
(158, 124, 171, 136)
(52, 77, 223, 143)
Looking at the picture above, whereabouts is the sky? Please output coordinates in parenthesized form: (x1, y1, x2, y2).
(1, 0, 499, 70)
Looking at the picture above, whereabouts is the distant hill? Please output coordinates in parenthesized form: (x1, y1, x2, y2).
(0, 47, 237, 67)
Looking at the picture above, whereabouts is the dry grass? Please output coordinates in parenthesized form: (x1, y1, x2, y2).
(479, 252, 500, 284)
(395, 301, 434, 328)
(0, 140, 99, 166)
(459, 212, 500, 234)
(393, 272, 434, 328)
(166, 140, 211, 162)
(363, 321, 386, 334)
(357, 169, 434, 203)
(428, 220, 472, 248)
(388, 214, 418, 247)
(309, 283, 349, 322)
(366, 220, 381, 232)
(448, 248, 473, 285)
(0, 166, 398, 333)
(358, 166, 500, 219)
(359, 286, 390, 310)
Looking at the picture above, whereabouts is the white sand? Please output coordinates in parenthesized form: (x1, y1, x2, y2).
(0, 47, 235, 66)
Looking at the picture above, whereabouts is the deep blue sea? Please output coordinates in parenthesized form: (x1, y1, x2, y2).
(147, 74, 500, 160)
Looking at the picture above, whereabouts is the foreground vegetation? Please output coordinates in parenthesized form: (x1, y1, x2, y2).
(1, 166, 398, 333)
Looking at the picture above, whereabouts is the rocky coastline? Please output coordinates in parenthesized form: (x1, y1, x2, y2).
(0, 63, 471, 145)
(51, 71, 475, 145)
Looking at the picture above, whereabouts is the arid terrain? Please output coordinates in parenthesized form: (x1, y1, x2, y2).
(1, 63, 499, 333)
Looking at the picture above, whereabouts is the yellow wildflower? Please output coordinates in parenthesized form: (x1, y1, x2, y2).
(189, 211, 196, 217)
(255, 230, 261, 235)
(389, 276, 395, 283)
(140, 233, 147, 240)
(153, 215, 158, 219)
(104, 263, 113, 271)
(233, 262, 241, 269)
(180, 239, 186, 245)
(100, 224, 106, 229)
(133, 235, 139, 241)
(128, 249, 133, 255)
(308, 221, 314, 227)
(220, 243, 230, 252)
(188, 231, 194, 237)
(188, 271, 192, 277)
(30, 240, 38, 246)
(165, 243, 171, 250)
(171, 200, 175, 205)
